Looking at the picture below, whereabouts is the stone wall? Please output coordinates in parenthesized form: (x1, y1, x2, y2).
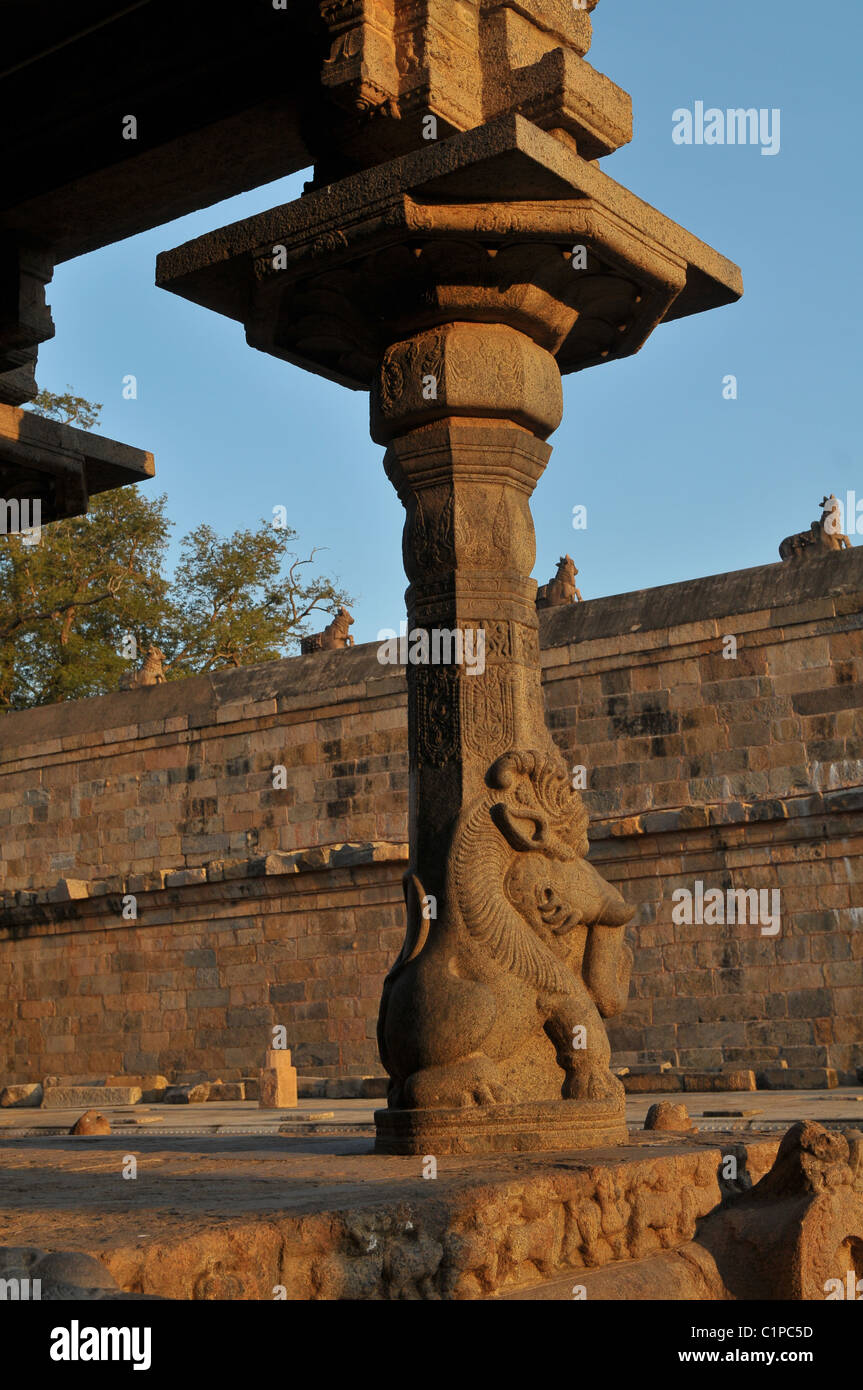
(0, 551, 861, 1082)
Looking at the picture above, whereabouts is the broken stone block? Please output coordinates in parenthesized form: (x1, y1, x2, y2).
(206, 1082, 245, 1102)
(645, 1101, 692, 1132)
(105, 1074, 169, 1102)
(259, 1049, 297, 1109)
(0, 1083, 42, 1108)
(164, 1084, 210, 1103)
(42, 1086, 142, 1109)
(69, 1110, 111, 1135)
(47, 878, 90, 902)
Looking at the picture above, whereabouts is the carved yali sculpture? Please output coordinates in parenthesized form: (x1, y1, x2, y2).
(378, 750, 632, 1125)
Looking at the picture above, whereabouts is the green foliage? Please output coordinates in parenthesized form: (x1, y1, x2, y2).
(28, 385, 103, 431)
(0, 397, 353, 709)
(164, 522, 351, 677)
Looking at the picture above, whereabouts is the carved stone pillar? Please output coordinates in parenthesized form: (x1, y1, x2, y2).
(157, 101, 743, 1157)
(370, 320, 634, 1154)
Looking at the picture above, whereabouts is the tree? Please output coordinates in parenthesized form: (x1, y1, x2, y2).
(29, 385, 103, 431)
(0, 392, 353, 709)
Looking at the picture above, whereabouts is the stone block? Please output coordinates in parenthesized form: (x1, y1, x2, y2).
(105, 1073, 169, 1102)
(46, 878, 90, 902)
(69, 1109, 111, 1136)
(42, 1085, 142, 1108)
(259, 1048, 297, 1109)
(682, 1070, 756, 1093)
(622, 1072, 683, 1094)
(644, 1102, 692, 1132)
(298, 1076, 328, 1099)
(207, 1082, 245, 1102)
(360, 1076, 389, 1099)
(164, 1083, 210, 1103)
(322, 1075, 383, 1099)
(0, 1083, 42, 1107)
(757, 1067, 839, 1090)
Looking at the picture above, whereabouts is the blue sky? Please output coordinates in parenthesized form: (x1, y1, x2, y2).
(34, 0, 861, 644)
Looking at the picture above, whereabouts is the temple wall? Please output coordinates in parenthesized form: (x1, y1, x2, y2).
(1, 551, 861, 1082)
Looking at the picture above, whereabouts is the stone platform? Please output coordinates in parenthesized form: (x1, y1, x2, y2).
(3, 1095, 861, 1300)
(0, 1123, 784, 1300)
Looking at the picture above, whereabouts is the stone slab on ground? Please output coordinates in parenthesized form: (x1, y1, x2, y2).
(105, 1074, 169, 1102)
(325, 1076, 388, 1099)
(0, 1083, 42, 1107)
(758, 1067, 839, 1090)
(207, 1083, 245, 1102)
(42, 1086, 142, 1109)
(0, 1128, 785, 1300)
(164, 1084, 210, 1104)
(623, 1069, 756, 1095)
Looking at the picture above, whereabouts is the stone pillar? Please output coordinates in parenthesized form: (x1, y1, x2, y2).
(156, 91, 743, 1157)
(372, 320, 635, 1154)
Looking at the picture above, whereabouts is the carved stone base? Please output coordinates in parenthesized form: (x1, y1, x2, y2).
(374, 1097, 627, 1156)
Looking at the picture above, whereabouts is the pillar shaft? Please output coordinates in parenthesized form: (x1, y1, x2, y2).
(373, 321, 634, 1155)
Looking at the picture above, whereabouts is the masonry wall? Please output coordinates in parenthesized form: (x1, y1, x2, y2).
(1, 551, 861, 1082)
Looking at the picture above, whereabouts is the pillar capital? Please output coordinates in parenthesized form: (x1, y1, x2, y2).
(371, 321, 562, 443)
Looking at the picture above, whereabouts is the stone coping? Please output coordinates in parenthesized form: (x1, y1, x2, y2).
(541, 548, 863, 649)
(589, 784, 863, 842)
(0, 840, 409, 923)
(3, 783, 860, 919)
(1, 552, 859, 756)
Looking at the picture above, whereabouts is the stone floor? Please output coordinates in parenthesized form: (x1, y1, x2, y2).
(1, 1089, 860, 1299)
(2, 1087, 861, 1136)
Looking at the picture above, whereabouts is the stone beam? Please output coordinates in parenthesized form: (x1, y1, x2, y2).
(0, 405, 154, 524)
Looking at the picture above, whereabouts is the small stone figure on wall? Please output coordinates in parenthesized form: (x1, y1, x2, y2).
(300, 605, 355, 653)
(536, 555, 582, 608)
(118, 645, 167, 689)
(779, 494, 852, 560)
